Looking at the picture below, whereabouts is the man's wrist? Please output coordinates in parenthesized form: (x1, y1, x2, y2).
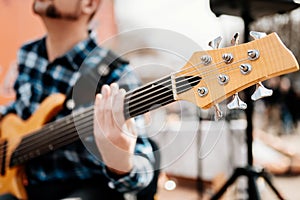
(106, 166, 132, 179)
(106, 161, 133, 175)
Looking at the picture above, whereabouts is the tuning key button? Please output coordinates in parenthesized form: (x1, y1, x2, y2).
(218, 74, 229, 85)
(251, 82, 273, 101)
(208, 36, 222, 49)
(227, 93, 247, 110)
(248, 49, 260, 60)
(198, 87, 208, 97)
(239, 64, 252, 75)
(250, 31, 267, 40)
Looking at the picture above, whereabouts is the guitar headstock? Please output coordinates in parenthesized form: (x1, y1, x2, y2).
(174, 32, 299, 110)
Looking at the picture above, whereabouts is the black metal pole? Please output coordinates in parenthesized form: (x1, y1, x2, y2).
(241, 0, 258, 199)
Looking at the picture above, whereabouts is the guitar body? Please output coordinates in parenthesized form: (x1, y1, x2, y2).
(0, 93, 66, 199)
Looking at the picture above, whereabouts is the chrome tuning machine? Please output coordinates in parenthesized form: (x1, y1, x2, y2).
(227, 93, 247, 110)
(228, 32, 247, 110)
(250, 31, 267, 40)
(208, 36, 224, 120)
(213, 104, 223, 121)
(251, 82, 273, 101)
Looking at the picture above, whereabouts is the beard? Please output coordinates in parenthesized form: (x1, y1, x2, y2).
(45, 4, 62, 18)
(33, 1, 79, 20)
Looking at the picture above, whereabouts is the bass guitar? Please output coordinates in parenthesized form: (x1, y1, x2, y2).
(0, 32, 299, 199)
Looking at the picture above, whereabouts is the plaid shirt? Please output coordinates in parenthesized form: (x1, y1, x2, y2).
(0, 32, 154, 193)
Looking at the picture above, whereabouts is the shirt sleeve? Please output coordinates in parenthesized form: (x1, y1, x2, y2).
(100, 64, 155, 192)
(0, 49, 22, 118)
(0, 102, 15, 118)
(102, 136, 155, 193)
(0, 46, 39, 120)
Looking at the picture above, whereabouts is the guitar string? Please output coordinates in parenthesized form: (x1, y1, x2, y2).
(16, 117, 95, 163)
(120, 61, 241, 118)
(125, 55, 245, 98)
(124, 56, 248, 103)
(5, 79, 188, 162)
(6, 110, 94, 166)
(16, 108, 93, 148)
(5, 54, 248, 154)
(10, 100, 172, 165)
(6, 75, 195, 162)
(19, 114, 94, 155)
(0, 56, 248, 162)
(8, 80, 178, 159)
(2, 78, 195, 164)
(1, 56, 251, 163)
(124, 57, 248, 111)
(0, 64, 245, 164)
(2, 67, 241, 164)
(9, 88, 201, 165)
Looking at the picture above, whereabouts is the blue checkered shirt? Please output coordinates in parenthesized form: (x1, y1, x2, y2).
(0, 32, 154, 193)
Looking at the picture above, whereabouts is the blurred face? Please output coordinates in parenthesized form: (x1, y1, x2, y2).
(33, 0, 82, 20)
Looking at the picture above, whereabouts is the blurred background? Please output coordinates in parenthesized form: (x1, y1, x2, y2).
(1, 0, 300, 199)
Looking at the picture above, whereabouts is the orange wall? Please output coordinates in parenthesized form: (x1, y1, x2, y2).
(0, 0, 116, 106)
(0, 0, 45, 105)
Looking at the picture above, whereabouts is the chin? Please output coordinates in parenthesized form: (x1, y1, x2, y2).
(33, 1, 50, 15)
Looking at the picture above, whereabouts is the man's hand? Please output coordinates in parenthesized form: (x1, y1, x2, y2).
(93, 83, 137, 174)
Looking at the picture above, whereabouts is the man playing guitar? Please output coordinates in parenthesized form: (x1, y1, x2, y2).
(0, 0, 155, 199)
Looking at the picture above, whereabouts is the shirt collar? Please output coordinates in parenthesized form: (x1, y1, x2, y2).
(64, 31, 98, 71)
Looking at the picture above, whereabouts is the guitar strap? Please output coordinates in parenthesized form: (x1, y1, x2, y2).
(63, 49, 129, 113)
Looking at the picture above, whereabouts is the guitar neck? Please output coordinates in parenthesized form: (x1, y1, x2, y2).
(11, 74, 199, 167)
(124, 73, 200, 119)
(124, 75, 175, 119)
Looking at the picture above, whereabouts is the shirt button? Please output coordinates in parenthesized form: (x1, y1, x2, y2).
(108, 181, 115, 189)
(97, 64, 110, 76)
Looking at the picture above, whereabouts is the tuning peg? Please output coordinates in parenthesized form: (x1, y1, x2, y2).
(227, 33, 246, 110)
(227, 93, 247, 110)
(213, 104, 223, 121)
(250, 31, 267, 40)
(251, 82, 273, 101)
(231, 32, 240, 46)
(208, 36, 223, 49)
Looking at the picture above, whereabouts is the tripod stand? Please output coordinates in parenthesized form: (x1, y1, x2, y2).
(206, 0, 300, 199)
(210, 89, 285, 200)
